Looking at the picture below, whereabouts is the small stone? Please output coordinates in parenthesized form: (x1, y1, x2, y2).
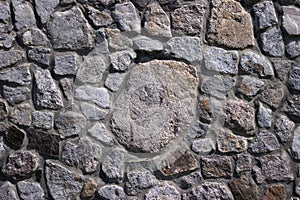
(5, 125, 25, 148)
(257, 102, 272, 128)
(260, 27, 285, 57)
(274, 115, 295, 143)
(12, 0, 36, 30)
(174, 171, 202, 190)
(253, 1, 278, 30)
(132, 36, 163, 52)
(263, 184, 286, 200)
(2, 150, 39, 181)
(144, 2, 171, 37)
(286, 40, 300, 58)
(81, 178, 98, 198)
(260, 83, 285, 109)
(238, 76, 264, 97)
(33, 68, 63, 110)
(59, 78, 73, 101)
(80, 102, 108, 121)
(0, 49, 25, 69)
(288, 66, 300, 91)
(3, 85, 30, 105)
(201, 75, 235, 99)
(113, 2, 141, 33)
(87, 122, 114, 145)
(272, 59, 292, 81)
(17, 181, 45, 200)
(87, 6, 113, 27)
(102, 149, 125, 182)
(0, 63, 31, 86)
(45, 160, 84, 200)
(54, 53, 79, 75)
(229, 177, 259, 200)
(284, 93, 300, 118)
(282, 6, 300, 36)
(198, 97, 223, 123)
(62, 138, 101, 173)
(240, 51, 274, 77)
(21, 28, 50, 47)
(0, 181, 20, 200)
(125, 169, 156, 195)
(165, 37, 202, 62)
(187, 120, 210, 139)
(98, 185, 125, 200)
(171, 4, 206, 35)
(217, 128, 248, 153)
(55, 111, 86, 138)
(9, 103, 32, 127)
(28, 47, 51, 66)
(236, 153, 253, 174)
(204, 47, 238, 74)
(109, 50, 136, 72)
(207, 0, 254, 49)
(249, 130, 280, 154)
(191, 138, 215, 154)
(0, 99, 8, 122)
(105, 73, 126, 91)
(35, 0, 59, 24)
(27, 128, 61, 157)
(32, 111, 54, 130)
(144, 182, 180, 200)
(74, 85, 110, 109)
(292, 127, 300, 160)
(201, 155, 233, 178)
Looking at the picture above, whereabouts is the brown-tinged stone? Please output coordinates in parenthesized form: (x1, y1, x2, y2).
(260, 83, 285, 109)
(263, 184, 286, 200)
(217, 128, 248, 153)
(201, 155, 233, 178)
(199, 96, 223, 123)
(81, 178, 97, 198)
(5, 125, 25, 148)
(229, 176, 259, 200)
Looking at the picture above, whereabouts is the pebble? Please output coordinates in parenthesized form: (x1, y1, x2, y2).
(102, 149, 125, 182)
(260, 83, 285, 109)
(109, 50, 136, 72)
(217, 128, 248, 153)
(274, 115, 295, 143)
(238, 75, 264, 97)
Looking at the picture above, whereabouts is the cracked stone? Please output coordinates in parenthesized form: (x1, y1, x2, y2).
(98, 185, 125, 200)
(35, 0, 59, 24)
(32, 111, 54, 130)
(105, 73, 126, 92)
(21, 28, 50, 47)
(257, 102, 272, 128)
(17, 180, 45, 200)
(3, 85, 30, 105)
(0, 181, 20, 200)
(260, 83, 285, 109)
(125, 169, 156, 195)
(263, 184, 286, 200)
(286, 40, 300, 58)
(5, 125, 25, 148)
(102, 149, 125, 182)
(12, 0, 36, 30)
(260, 27, 285, 57)
(28, 47, 51, 66)
(132, 36, 163, 52)
(80, 102, 108, 121)
(238, 75, 264, 97)
(236, 153, 253, 174)
(274, 115, 295, 143)
(9, 103, 32, 127)
(201, 155, 233, 178)
(253, 1, 278, 30)
(0, 63, 31, 86)
(288, 66, 300, 91)
(0, 98, 8, 121)
(192, 138, 215, 154)
(292, 127, 300, 160)
(54, 53, 79, 76)
(249, 130, 280, 154)
(87, 122, 114, 145)
(145, 182, 180, 200)
(229, 176, 259, 200)
(217, 128, 248, 153)
(109, 50, 136, 72)
(282, 6, 300, 36)
(0, 49, 25, 69)
(87, 6, 113, 27)
(284, 93, 300, 118)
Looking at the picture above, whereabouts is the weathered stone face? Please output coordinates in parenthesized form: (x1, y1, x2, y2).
(111, 60, 198, 153)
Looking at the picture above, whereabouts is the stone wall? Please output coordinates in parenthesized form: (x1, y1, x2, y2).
(0, 0, 299, 199)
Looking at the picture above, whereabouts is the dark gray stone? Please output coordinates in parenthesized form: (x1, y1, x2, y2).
(59, 78, 73, 101)
(12, 0, 36, 30)
(0, 136, 7, 155)
(9, 103, 32, 127)
(282, 6, 300, 36)
(238, 75, 264, 97)
(0, 50, 25, 69)
(132, 36, 163, 52)
(102, 150, 125, 182)
(3, 85, 30, 105)
(21, 28, 50, 47)
(87, 6, 113, 27)
(217, 128, 248, 153)
(229, 177, 259, 200)
(0, 99, 8, 122)
(201, 155, 233, 178)
(5, 125, 25, 148)
(288, 66, 300, 91)
(32, 111, 54, 130)
(98, 185, 125, 200)
(249, 130, 280, 154)
(274, 115, 295, 143)
(292, 127, 300, 160)
(0, 181, 20, 200)
(109, 50, 136, 72)
(201, 75, 235, 99)
(236, 153, 253, 174)
(260, 27, 285, 57)
(284, 93, 300, 118)
(253, 1, 278, 30)
(174, 171, 202, 190)
(105, 73, 126, 91)
(287, 40, 300, 58)
(54, 53, 79, 75)
(257, 102, 272, 128)
(87, 122, 114, 145)
(260, 83, 285, 109)
(80, 102, 108, 121)
(125, 169, 156, 195)
(145, 182, 180, 200)
(17, 181, 45, 200)
(35, 0, 59, 24)
(28, 47, 51, 66)
(192, 138, 215, 154)
(272, 59, 292, 81)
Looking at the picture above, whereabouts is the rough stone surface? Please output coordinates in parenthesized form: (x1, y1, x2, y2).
(238, 75, 264, 97)
(229, 177, 259, 200)
(201, 75, 234, 99)
(253, 1, 278, 30)
(17, 181, 45, 200)
(217, 128, 248, 153)
(9, 103, 32, 127)
(81, 178, 98, 198)
(260, 27, 285, 57)
(174, 171, 202, 190)
(144, 182, 180, 200)
(5, 125, 25, 148)
(132, 36, 163, 52)
(286, 40, 300, 58)
(0, 63, 31, 86)
(105, 73, 126, 91)
(260, 83, 285, 109)
(98, 185, 125, 200)
(272, 59, 292, 81)
(236, 153, 253, 174)
(282, 6, 300, 36)
(59, 78, 73, 101)
(284, 93, 300, 118)
(102, 150, 125, 182)
(192, 138, 215, 154)
(54, 53, 79, 75)
(28, 47, 51, 66)
(35, 0, 59, 24)
(80, 102, 108, 121)
(274, 115, 295, 143)
(32, 111, 54, 130)
(0, 181, 20, 200)
(109, 50, 136, 72)
(288, 66, 300, 91)
(292, 127, 300, 160)
(249, 130, 280, 154)
(0, 50, 25, 69)
(106, 28, 133, 50)
(87, 7, 113, 27)
(3, 85, 30, 105)
(198, 97, 223, 124)
(12, 0, 36, 30)
(263, 184, 286, 200)
(201, 155, 233, 178)
(87, 122, 114, 145)
(125, 169, 156, 195)
(21, 28, 50, 47)
(257, 102, 272, 128)
(187, 120, 210, 138)
(0, 99, 8, 122)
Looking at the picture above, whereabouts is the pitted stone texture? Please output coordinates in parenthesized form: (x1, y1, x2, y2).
(0, 63, 31, 86)
(102, 149, 125, 182)
(272, 59, 292, 81)
(192, 138, 215, 154)
(0, 181, 20, 200)
(249, 130, 280, 154)
(217, 128, 248, 153)
(236, 153, 253, 174)
(59, 78, 73, 101)
(257, 102, 272, 128)
(80, 102, 108, 121)
(54, 53, 79, 76)
(81, 178, 98, 198)
(253, 1, 278, 30)
(144, 182, 180, 200)
(0, 99, 8, 122)
(35, 0, 59, 24)
(87, 6, 113, 27)
(33, 68, 63, 110)
(5, 125, 25, 148)
(292, 127, 300, 160)
(2, 150, 39, 181)
(174, 171, 202, 190)
(28, 47, 51, 66)
(229, 177, 259, 200)
(238, 76, 264, 97)
(207, 0, 254, 49)
(240, 51, 274, 77)
(109, 50, 136, 72)
(282, 6, 300, 36)
(284, 93, 300, 118)
(204, 47, 238, 74)
(260, 27, 285, 57)
(12, 0, 36, 30)
(21, 28, 50, 47)
(0, 50, 25, 69)
(0, 136, 7, 155)
(106, 28, 133, 50)
(74, 86, 110, 109)
(201, 155, 233, 178)
(105, 73, 126, 92)
(98, 185, 125, 200)
(32, 111, 54, 130)
(112, 2, 141, 33)
(198, 97, 223, 124)
(87, 122, 114, 145)
(47, 7, 94, 50)
(3, 85, 30, 105)
(286, 40, 300, 58)
(260, 83, 285, 109)
(182, 182, 234, 200)
(9, 103, 32, 127)
(0, 1, 12, 33)
(288, 66, 300, 91)
(201, 75, 234, 99)
(165, 37, 202, 63)
(187, 120, 210, 139)
(274, 115, 295, 143)
(263, 184, 286, 200)
(144, 2, 171, 37)
(171, 4, 206, 35)
(45, 160, 84, 200)
(125, 169, 156, 195)
(17, 181, 45, 200)
(111, 60, 198, 153)
(132, 36, 163, 52)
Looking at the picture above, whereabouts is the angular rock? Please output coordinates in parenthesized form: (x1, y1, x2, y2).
(2, 150, 39, 181)
(45, 160, 84, 200)
(98, 185, 125, 200)
(35, 0, 59, 24)
(0, 136, 7, 155)
(21, 28, 50, 47)
(165, 37, 202, 62)
(286, 40, 300, 58)
(282, 6, 300, 36)
(111, 60, 198, 153)
(144, 2, 171, 37)
(0, 32, 16, 49)
(87, 122, 114, 145)
(17, 181, 45, 200)
(132, 36, 163, 52)
(292, 127, 300, 160)
(260, 83, 285, 109)
(9, 103, 32, 127)
(32, 111, 54, 130)
(253, 1, 278, 30)
(112, 2, 141, 33)
(288, 66, 300, 91)
(174, 171, 202, 190)
(5, 125, 25, 148)
(217, 128, 248, 153)
(0, 99, 8, 122)
(236, 153, 252, 174)
(187, 120, 210, 139)
(272, 59, 292, 81)
(260, 27, 285, 57)
(0, 181, 20, 200)
(263, 184, 286, 200)
(87, 6, 113, 27)
(274, 115, 295, 143)
(109, 50, 136, 72)
(207, 0, 254, 49)
(54, 53, 79, 75)
(59, 78, 73, 101)
(105, 73, 126, 91)
(249, 130, 280, 154)
(192, 138, 215, 154)
(80, 102, 107, 121)
(125, 169, 156, 195)
(0, 63, 31, 86)
(238, 75, 264, 97)
(0, 50, 25, 69)
(0, 2, 12, 33)
(198, 97, 223, 123)
(105, 28, 133, 50)
(3, 85, 30, 105)
(201, 155, 233, 178)
(229, 177, 259, 200)
(47, 7, 94, 50)
(204, 47, 238, 74)
(284, 93, 300, 118)
(201, 75, 234, 99)
(240, 51, 274, 77)
(145, 182, 180, 200)
(28, 47, 51, 66)
(81, 178, 98, 198)
(12, 0, 36, 30)
(257, 102, 272, 128)
(102, 150, 125, 182)
(74, 86, 110, 109)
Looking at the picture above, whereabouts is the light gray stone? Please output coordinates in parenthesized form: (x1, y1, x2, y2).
(28, 47, 51, 66)
(125, 169, 156, 195)
(282, 6, 300, 36)
(201, 155, 233, 178)
(145, 182, 180, 200)
(238, 75, 264, 97)
(3, 85, 30, 105)
(192, 138, 215, 154)
(106, 28, 133, 50)
(0, 2, 12, 34)
(12, 0, 36, 30)
(272, 59, 292, 81)
(109, 50, 136, 72)
(59, 78, 73, 101)
(98, 185, 125, 200)
(0, 49, 25, 69)
(132, 36, 163, 52)
(105, 73, 126, 91)
(260, 27, 285, 57)
(292, 127, 300, 160)
(253, 1, 278, 30)
(9, 103, 32, 127)
(80, 102, 107, 121)
(204, 47, 238, 74)
(87, 6, 113, 27)
(257, 102, 272, 128)
(21, 28, 50, 47)
(102, 150, 125, 182)
(274, 115, 295, 143)
(217, 128, 248, 153)
(17, 181, 45, 200)
(201, 75, 235, 99)
(286, 40, 300, 58)
(0, 181, 20, 200)
(249, 130, 280, 154)
(35, 0, 59, 24)
(32, 111, 54, 129)
(87, 122, 114, 145)
(0, 63, 31, 86)
(0, 32, 16, 49)
(54, 53, 79, 75)
(260, 83, 285, 109)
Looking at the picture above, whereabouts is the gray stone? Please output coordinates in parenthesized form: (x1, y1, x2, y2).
(80, 102, 108, 121)
(192, 138, 215, 154)
(131, 0, 150, 7)
(2, 150, 39, 181)
(111, 60, 198, 153)
(286, 40, 300, 58)
(238, 75, 264, 97)
(28, 47, 51, 66)
(229, 177, 259, 200)
(59, 78, 73, 101)
(47, 7, 94, 50)
(132, 36, 163, 52)
(217, 128, 248, 153)
(204, 47, 238, 74)
(292, 127, 300, 160)
(54, 53, 79, 75)
(0, 32, 16, 49)
(55, 111, 86, 138)
(201, 155, 233, 178)
(3, 85, 30, 105)
(98, 185, 125, 200)
(62, 138, 101, 173)
(33, 68, 63, 110)
(174, 171, 202, 190)
(125, 169, 156, 195)
(102, 150, 125, 182)
(201, 75, 235, 99)
(284, 93, 300, 118)
(35, 0, 59, 24)
(109, 50, 136, 72)
(0, 181, 20, 200)
(17, 181, 45, 200)
(106, 28, 133, 50)
(282, 6, 300, 36)
(74, 85, 110, 109)
(236, 153, 252, 174)
(198, 97, 224, 124)
(81, 178, 98, 198)
(249, 130, 280, 154)
(21, 28, 50, 47)
(87, 122, 114, 145)
(240, 51, 274, 77)
(0, 63, 31, 86)
(0, 2, 12, 34)
(32, 111, 54, 129)
(5, 125, 25, 148)
(87, 6, 113, 27)
(144, 2, 171, 37)
(112, 2, 141, 33)
(0, 49, 25, 69)
(274, 115, 295, 143)
(144, 182, 180, 200)
(253, 1, 278, 30)
(171, 4, 206, 35)
(187, 120, 210, 139)
(257, 102, 272, 128)
(260, 27, 285, 57)
(0, 99, 8, 122)
(165, 37, 202, 62)
(105, 73, 126, 91)
(45, 160, 84, 200)
(272, 59, 292, 81)
(0, 136, 7, 155)
(12, 0, 36, 30)
(260, 83, 285, 109)
(288, 66, 300, 91)
(296, 180, 300, 197)
(9, 103, 32, 127)
(182, 182, 234, 200)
